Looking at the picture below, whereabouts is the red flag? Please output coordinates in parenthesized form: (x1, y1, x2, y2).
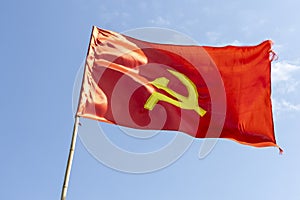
(77, 26, 281, 151)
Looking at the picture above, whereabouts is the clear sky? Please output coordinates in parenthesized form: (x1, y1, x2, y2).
(1, 0, 300, 199)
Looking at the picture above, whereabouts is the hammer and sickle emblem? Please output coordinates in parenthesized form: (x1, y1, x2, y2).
(144, 69, 206, 117)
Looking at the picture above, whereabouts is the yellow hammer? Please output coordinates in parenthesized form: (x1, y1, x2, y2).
(144, 69, 206, 117)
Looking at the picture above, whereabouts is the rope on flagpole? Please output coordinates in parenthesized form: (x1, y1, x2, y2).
(60, 116, 80, 200)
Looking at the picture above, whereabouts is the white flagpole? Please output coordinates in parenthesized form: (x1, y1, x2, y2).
(60, 26, 95, 200)
(60, 116, 80, 200)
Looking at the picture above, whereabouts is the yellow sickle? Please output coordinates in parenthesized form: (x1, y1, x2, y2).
(144, 69, 206, 117)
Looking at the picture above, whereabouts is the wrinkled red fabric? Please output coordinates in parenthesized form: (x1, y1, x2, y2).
(77, 26, 280, 150)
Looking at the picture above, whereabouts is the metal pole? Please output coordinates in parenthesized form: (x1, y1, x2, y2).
(60, 26, 95, 200)
(60, 116, 80, 200)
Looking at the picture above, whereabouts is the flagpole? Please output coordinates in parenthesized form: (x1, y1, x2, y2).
(60, 116, 80, 200)
(60, 26, 95, 200)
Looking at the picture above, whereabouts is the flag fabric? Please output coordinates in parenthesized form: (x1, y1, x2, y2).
(77, 26, 281, 151)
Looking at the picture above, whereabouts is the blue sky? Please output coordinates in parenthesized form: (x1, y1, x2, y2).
(1, 0, 300, 199)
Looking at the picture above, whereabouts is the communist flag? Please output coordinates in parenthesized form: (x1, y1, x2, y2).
(77, 26, 281, 151)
